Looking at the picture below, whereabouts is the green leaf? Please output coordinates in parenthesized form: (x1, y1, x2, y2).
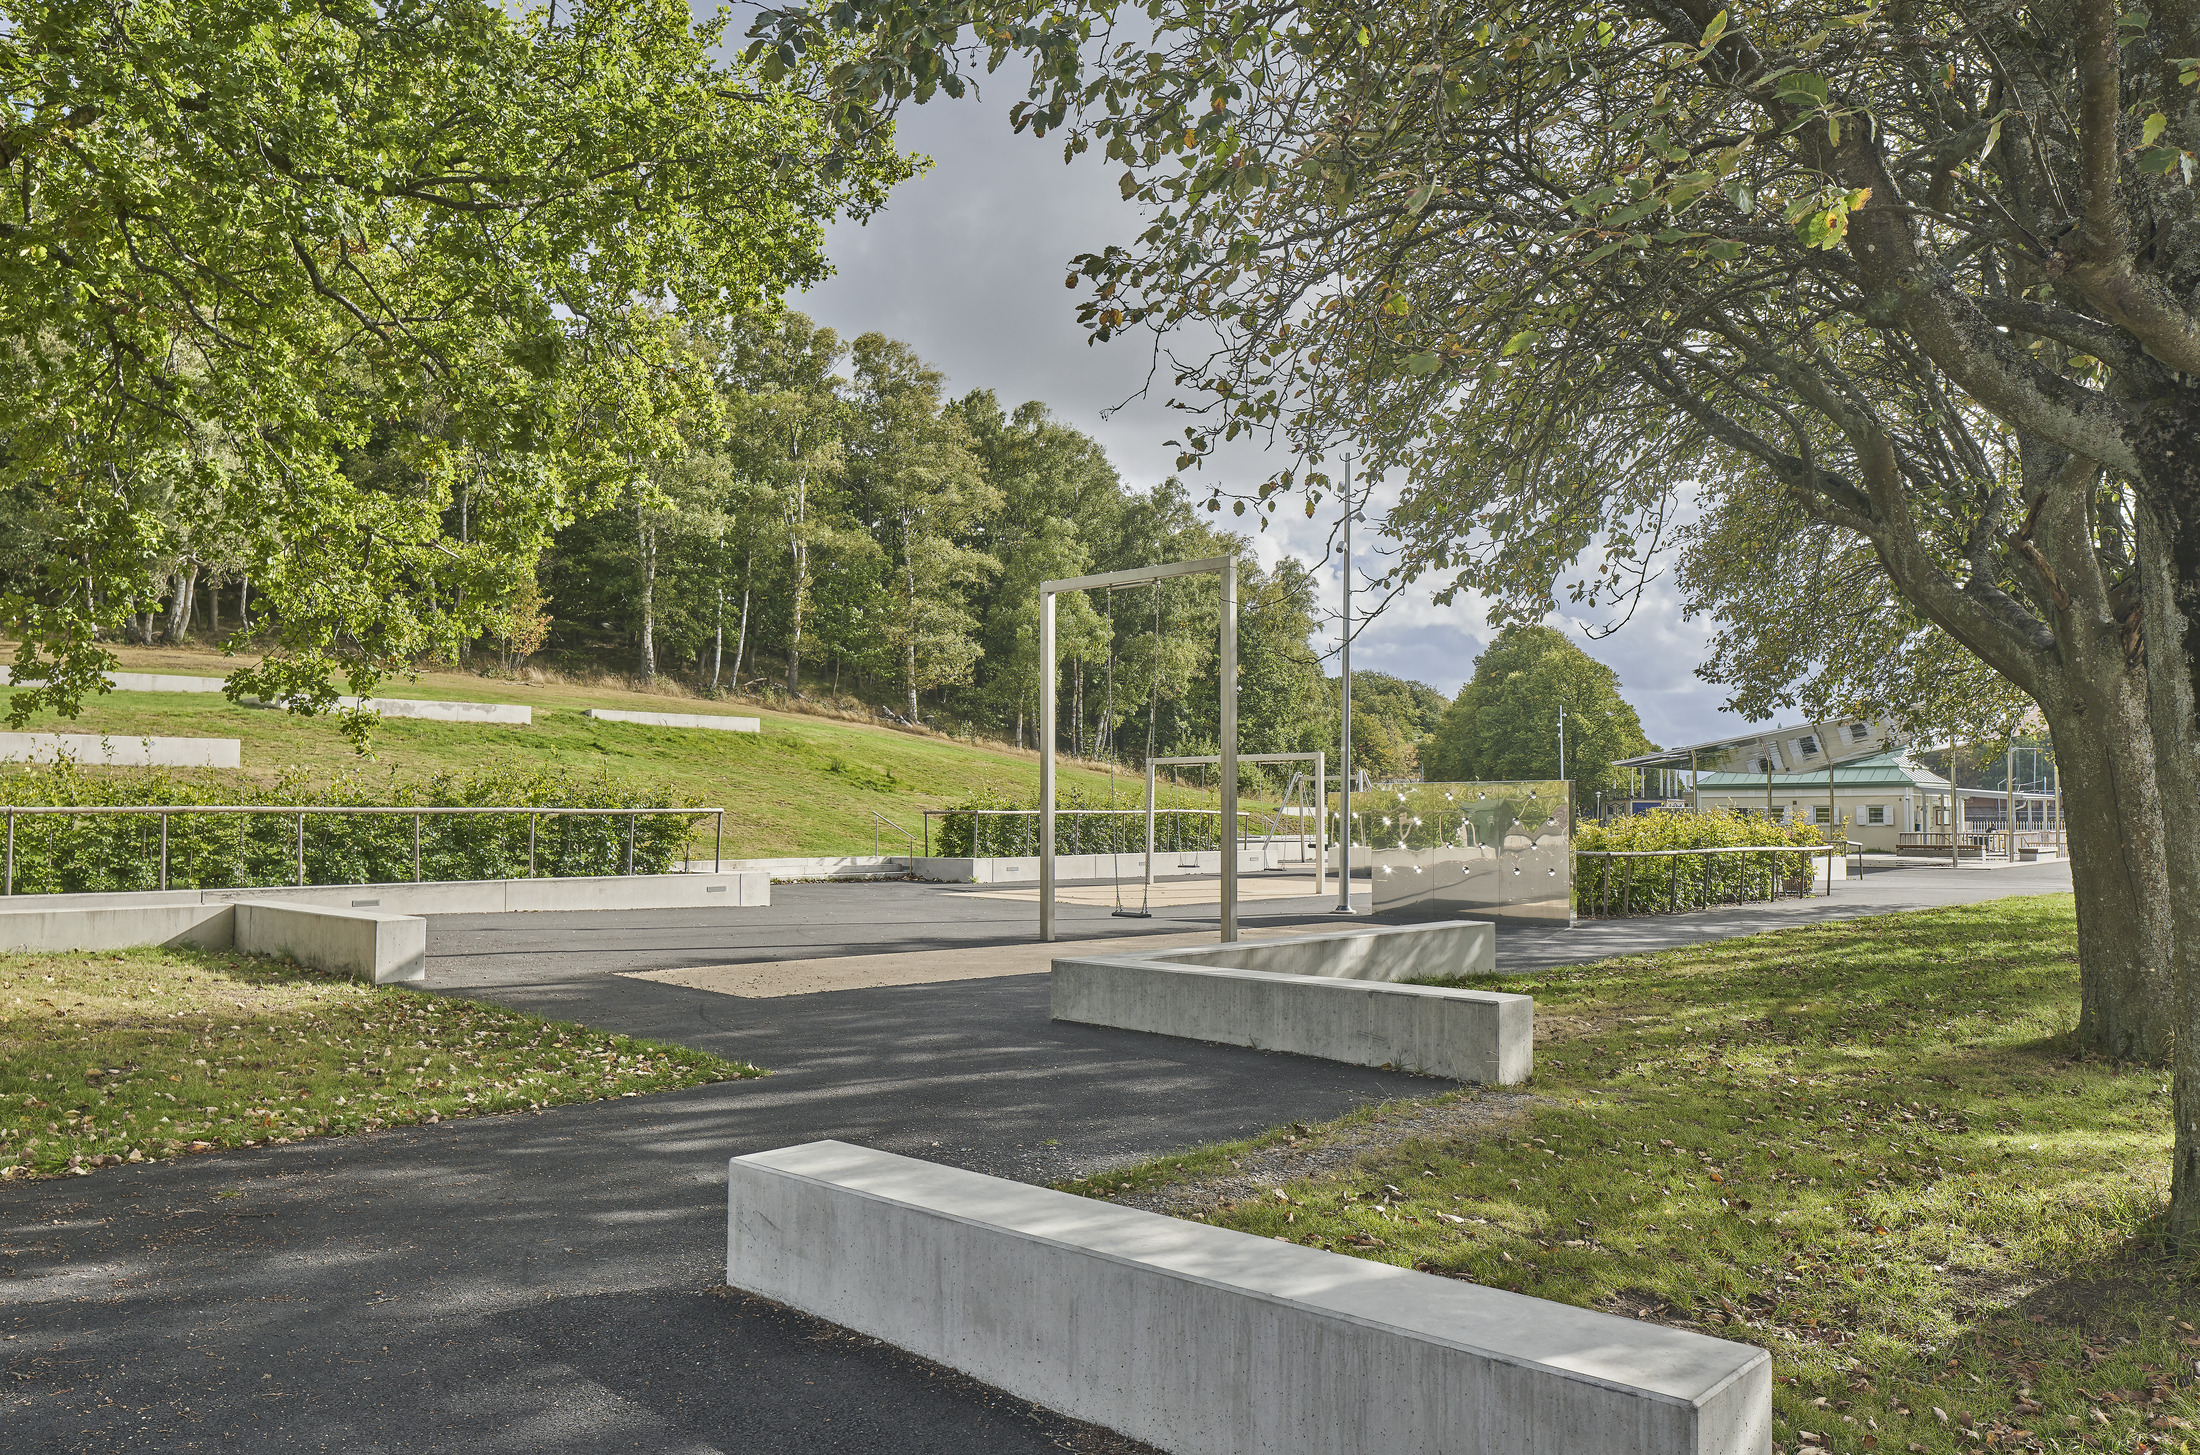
(1401, 352, 1441, 375)
(1501, 329, 1540, 357)
(2143, 111, 2169, 146)
(1700, 10, 1729, 46)
(1725, 180, 1756, 213)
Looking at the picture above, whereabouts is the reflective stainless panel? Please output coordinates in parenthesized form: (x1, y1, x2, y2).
(1334, 781, 1573, 926)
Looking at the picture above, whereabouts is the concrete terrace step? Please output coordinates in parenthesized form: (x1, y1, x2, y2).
(729, 1141, 1771, 1455)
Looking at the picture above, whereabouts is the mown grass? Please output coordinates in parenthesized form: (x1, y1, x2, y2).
(0, 645, 1180, 858)
(0, 946, 756, 1178)
(1076, 896, 2199, 1455)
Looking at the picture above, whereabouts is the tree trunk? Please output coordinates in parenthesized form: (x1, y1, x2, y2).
(2043, 680, 2173, 1062)
(208, 576, 220, 635)
(2134, 437, 2200, 1245)
(239, 576, 249, 629)
(164, 568, 197, 644)
(635, 502, 657, 685)
(731, 542, 753, 690)
(787, 465, 810, 695)
(903, 528, 920, 722)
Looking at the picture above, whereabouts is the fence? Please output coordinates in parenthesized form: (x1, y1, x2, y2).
(0, 804, 722, 897)
(1575, 844, 1846, 918)
(926, 808, 1279, 860)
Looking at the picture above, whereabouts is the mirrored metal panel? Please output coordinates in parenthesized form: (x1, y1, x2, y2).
(1332, 781, 1573, 926)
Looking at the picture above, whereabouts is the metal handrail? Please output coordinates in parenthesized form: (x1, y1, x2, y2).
(872, 811, 917, 857)
(0, 803, 724, 896)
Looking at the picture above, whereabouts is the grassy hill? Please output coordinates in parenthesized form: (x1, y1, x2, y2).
(0, 646, 1195, 858)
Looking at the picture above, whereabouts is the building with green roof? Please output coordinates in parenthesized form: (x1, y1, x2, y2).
(1691, 750, 1956, 850)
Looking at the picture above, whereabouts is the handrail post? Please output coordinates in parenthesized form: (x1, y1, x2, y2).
(529, 813, 538, 878)
(413, 812, 422, 883)
(296, 812, 306, 886)
(715, 810, 723, 874)
(625, 812, 635, 875)
(7, 807, 14, 897)
(159, 812, 169, 892)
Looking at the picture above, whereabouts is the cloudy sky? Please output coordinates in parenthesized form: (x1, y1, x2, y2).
(791, 88, 1777, 752)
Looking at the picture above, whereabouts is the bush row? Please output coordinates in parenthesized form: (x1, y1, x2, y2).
(0, 762, 707, 894)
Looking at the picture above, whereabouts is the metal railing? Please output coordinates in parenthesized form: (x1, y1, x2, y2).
(0, 804, 723, 897)
(871, 811, 918, 858)
(922, 807, 1262, 860)
(1575, 843, 1846, 919)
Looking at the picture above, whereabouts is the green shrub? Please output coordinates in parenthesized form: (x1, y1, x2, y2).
(1573, 808, 1831, 915)
(0, 760, 706, 894)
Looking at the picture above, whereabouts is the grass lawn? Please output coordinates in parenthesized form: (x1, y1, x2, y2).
(0, 644, 1197, 858)
(1078, 896, 2198, 1455)
(0, 946, 756, 1178)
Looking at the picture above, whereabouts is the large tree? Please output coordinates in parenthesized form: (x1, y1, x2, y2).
(1423, 625, 1656, 810)
(0, 0, 907, 730)
(750, 0, 2200, 1235)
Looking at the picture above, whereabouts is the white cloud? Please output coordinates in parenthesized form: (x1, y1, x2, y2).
(793, 93, 1772, 751)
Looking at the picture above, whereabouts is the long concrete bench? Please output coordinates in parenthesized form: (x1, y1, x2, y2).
(0, 870, 769, 918)
(1052, 920, 1528, 1084)
(0, 731, 240, 768)
(582, 707, 760, 732)
(728, 1141, 1771, 1455)
(0, 899, 424, 983)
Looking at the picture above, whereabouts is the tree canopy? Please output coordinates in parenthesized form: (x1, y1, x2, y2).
(0, 0, 909, 733)
(1421, 625, 1655, 807)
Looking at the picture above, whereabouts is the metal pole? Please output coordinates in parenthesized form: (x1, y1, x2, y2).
(1220, 555, 1239, 943)
(5, 808, 12, 896)
(529, 813, 537, 878)
(1689, 747, 1700, 813)
(1949, 745, 1960, 869)
(1144, 761, 1157, 887)
(2005, 742, 2016, 862)
(159, 813, 169, 892)
(1334, 460, 1357, 916)
(625, 812, 635, 875)
(413, 813, 422, 883)
(716, 811, 723, 873)
(296, 812, 305, 886)
(1314, 750, 1327, 895)
(1039, 586, 1059, 942)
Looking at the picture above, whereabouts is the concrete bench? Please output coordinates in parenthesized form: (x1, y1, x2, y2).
(582, 708, 760, 733)
(0, 899, 425, 984)
(728, 1141, 1771, 1455)
(1052, 920, 1528, 1084)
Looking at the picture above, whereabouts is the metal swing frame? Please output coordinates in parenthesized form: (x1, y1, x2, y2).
(1039, 555, 1236, 943)
(1142, 753, 1326, 897)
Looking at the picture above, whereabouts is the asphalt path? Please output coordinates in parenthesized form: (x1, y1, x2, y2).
(2, 859, 2071, 1453)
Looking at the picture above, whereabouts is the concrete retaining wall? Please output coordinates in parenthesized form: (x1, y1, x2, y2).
(1051, 921, 1525, 1084)
(0, 898, 424, 983)
(583, 708, 760, 733)
(700, 856, 912, 880)
(248, 694, 532, 725)
(909, 849, 1311, 884)
(729, 1141, 1771, 1455)
(233, 901, 425, 984)
(0, 871, 770, 918)
(0, 669, 229, 694)
(0, 732, 241, 769)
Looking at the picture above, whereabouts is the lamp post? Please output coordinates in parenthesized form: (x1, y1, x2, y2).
(1334, 456, 1359, 915)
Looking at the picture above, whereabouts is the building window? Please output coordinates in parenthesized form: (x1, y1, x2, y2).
(1866, 805, 1887, 824)
(1814, 805, 1833, 824)
(1755, 757, 1773, 773)
(1849, 722, 1871, 742)
(1765, 805, 1783, 822)
(1798, 735, 1820, 756)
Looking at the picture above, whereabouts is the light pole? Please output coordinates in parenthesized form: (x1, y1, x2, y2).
(1334, 456, 1359, 916)
(1557, 703, 1567, 806)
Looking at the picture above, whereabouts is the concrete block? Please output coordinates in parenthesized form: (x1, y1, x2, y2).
(0, 902, 234, 954)
(501, 870, 768, 912)
(233, 900, 426, 984)
(582, 708, 760, 733)
(0, 669, 227, 693)
(703, 856, 910, 880)
(202, 880, 512, 915)
(0, 732, 240, 769)
(729, 1141, 1771, 1455)
(247, 694, 532, 724)
(906, 849, 1288, 884)
(1052, 921, 1525, 1084)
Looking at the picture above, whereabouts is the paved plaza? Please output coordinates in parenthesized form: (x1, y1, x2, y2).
(2, 861, 2069, 1452)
